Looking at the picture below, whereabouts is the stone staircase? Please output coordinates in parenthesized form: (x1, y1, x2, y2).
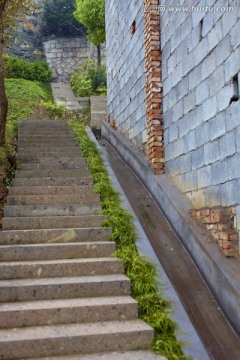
(0, 120, 165, 360)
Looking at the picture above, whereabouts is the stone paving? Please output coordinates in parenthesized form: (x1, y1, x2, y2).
(0, 119, 165, 360)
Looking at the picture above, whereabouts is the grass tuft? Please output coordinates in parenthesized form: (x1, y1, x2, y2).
(70, 120, 190, 360)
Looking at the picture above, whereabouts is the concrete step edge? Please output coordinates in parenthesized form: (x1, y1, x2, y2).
(0, 320, 153, 359)
(0, 258, 124, 280)
(0, 242, 116, 261)
(0, 296, 138, 328)
(4, 204, 101, 217)
(26, 351, 166, 360)
(0, 227, 112, 245)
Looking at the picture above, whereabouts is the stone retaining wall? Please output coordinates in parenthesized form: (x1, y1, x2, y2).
(43, 37, 106, 82)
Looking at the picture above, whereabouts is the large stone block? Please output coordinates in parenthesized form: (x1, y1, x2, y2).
(219, 131, 236, 158)
(198, 165, 212, 189)
(228, 153, 240, 181)
(204, 139, 220, 165)
(211, 159, 229, 185)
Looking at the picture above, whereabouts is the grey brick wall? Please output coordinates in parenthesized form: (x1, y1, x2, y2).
(105, 0, 240, 238)
(105, 0, 147, 149)
(161, 0, 240, 219)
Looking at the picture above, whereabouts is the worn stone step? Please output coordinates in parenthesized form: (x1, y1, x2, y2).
(0, 242, 115, 261)
(17, 156, 85, 165)
(15, 169, 90, 179)
(0, 296, 138, 328)
(4, 204, 101, 217)
(0, 320, 153, 359)
(7, 194, 99, 205)
(0, 274, 131, 302)
(18, 134, 75, 139)
(18, 143, 80, 149)
(18, 130, 73, 134)
(8, 185, 94, 196)
(0, 258, 123, 280)
(0, 227, 112, 245)
(27, 351, 165, 360)
(18, 163, 86, 170)
(19, 138, 77, 143)
(12, 176, 92, 187)
(18, 148, 81, 155)
(2, 215, 107, 230)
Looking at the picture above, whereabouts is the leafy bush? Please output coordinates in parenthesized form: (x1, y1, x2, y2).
(71, 59, 107, 97)
(4, 56, 52, 83)
(41, 102, 67, 119)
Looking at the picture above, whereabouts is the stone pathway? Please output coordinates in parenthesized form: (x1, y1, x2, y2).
(0, 120, 165, 360)
(51, 83, 89, 111)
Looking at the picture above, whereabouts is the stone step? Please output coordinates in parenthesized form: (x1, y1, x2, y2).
(18, 152, 83, 159)
(0, 258, 123, 280)
(18, 163, 86, 170)
(12, 176, 93, 187)
(27, 351, 165, 360)
(8, 185, 94, 196)
(0, 242, 115, 261)
(0, 274, 131, 302)
(0, 296, 137, 328)
(0, 227, 112, 245)
(2, 215, 107, 230)
(0, 320, 153, 359)
(18, 163, 87, 171)
(18, 147, 81, 152)
(18, 131, 73, 135)
(15, 169, 90, 179)
(17, 156, 85, 164)
(7, 194, 99, 205)
(4, 204, 101, 217)
(18, 134, 76, 139)
(19, 137, 77, 142)
(18, 143, 80, 149)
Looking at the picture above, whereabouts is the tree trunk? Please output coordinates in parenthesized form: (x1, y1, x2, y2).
(97, 44, 101, 67)
(0, 37, 8, 145)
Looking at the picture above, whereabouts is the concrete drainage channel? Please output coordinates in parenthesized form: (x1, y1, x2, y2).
(88, 127, 240, 360)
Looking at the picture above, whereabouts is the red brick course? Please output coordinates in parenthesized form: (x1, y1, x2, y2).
(144, 0, 164, 174)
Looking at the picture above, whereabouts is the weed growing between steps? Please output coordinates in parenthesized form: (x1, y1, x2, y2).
(70, 120, 190, 360)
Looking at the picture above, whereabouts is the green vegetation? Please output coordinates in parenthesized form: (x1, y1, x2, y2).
(0, 78, 54, 184)
(4, 56, 52, 83)
(69, 120, 189, 360)
(5, 78, 52, 122)
(74, 0, 105, 65)
(42, 0, 86, 37)
(71, 60, 107, 97)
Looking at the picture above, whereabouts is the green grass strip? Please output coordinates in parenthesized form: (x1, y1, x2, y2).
(70, 120, 190, 360)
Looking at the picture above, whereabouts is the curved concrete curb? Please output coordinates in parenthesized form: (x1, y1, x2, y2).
(101, 122, 240, 336)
